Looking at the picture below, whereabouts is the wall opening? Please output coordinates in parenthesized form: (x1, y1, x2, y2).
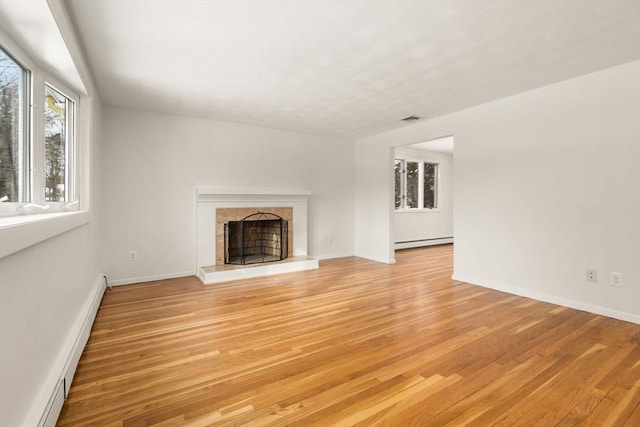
(393, 135, 454, 251)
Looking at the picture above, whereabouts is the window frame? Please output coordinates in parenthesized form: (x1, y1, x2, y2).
(0, 32, 80, 219)
(42, 81, 77, 205)
(394, 158, 441, 212)
(0, 12, 90, 261)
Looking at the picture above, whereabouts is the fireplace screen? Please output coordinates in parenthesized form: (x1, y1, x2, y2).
(224, 212, 288, 265)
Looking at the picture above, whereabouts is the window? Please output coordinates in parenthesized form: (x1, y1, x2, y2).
(0, 39, 79, 218)
(395, 159, 439, 210)
(405, 160, 419, 209)
(0, 45, 29, 203)
(394, 159, 402, 209)
(44, 84, 74, 202)
(423, 162, 437, 209)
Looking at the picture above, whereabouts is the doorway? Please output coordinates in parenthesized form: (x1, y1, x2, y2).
(393, 136, 454, 251)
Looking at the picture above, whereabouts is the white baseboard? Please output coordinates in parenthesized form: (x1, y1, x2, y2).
(314, 252, 355, 260)
(24, 274, 106, 427)
(452, 274, 640, 325)
(62, 275, 106, 397)
(354, 251, 396, 264)
(108, 271, 194, 286)
(40, 380, 64, 427)
(395, 237, 453, 250)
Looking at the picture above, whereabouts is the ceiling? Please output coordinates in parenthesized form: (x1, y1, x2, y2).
(0, 0, 85, 94)
(410, 136, 454, 154)
(66, 0, 640, 139)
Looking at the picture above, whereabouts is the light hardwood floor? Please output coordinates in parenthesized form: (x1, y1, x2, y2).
(58, 245, 640, 426)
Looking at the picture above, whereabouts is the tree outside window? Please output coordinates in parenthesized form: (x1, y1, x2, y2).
(405, 161, 419, 208)
(394, 159, 402, 209)
(424, 162, 437, 209)
(44, 84, 72, 202)
(0, 47, 25, 203)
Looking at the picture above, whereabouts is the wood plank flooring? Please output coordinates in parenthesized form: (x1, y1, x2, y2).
(58, 245, 640, 426)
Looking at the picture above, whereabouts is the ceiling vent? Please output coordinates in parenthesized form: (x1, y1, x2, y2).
(401, 115, 421, 121)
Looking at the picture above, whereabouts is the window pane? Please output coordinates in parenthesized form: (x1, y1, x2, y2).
(406, 161, 419, 209)
(45, 85, 72, 202)
(394, 159, 402, 209)
(0, 47, 26, 202)
(424, 162, 438, 209)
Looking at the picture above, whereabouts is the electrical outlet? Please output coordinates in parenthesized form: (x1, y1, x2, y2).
(128, 251, 138, 262)
(586, 268, 597, 282)
(609, 272, 624, 287)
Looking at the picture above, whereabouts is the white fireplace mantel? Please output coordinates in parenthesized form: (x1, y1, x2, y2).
(197, 187, 311, 202)
(195, 187, 316, 284)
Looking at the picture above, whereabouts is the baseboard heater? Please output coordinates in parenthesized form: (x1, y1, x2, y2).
(34, 275, 107, 427)
(395, 236, 453, 250)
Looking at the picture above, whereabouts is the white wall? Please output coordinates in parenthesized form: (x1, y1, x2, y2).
(0, 97, 102, 427)
(101, 106, 355, 284)
(0, 3, 104, 425)
(0, 223, 100, 425)
(355, 61, 640, 323)
(355, 142, 394, 263)
(394, 147, 453, 245)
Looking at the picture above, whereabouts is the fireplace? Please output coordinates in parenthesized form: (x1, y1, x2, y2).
(195, 188, 318, 284)
(224, 212, 288, 265)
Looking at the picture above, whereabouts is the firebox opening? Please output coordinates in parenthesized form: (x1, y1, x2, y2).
(224, 212, 289, 265)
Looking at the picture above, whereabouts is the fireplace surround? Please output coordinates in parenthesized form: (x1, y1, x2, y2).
(195, 188, 318, 284)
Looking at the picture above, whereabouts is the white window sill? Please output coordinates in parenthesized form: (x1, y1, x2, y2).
(395, 208, 442, 213)
(0, 211, 91, 259)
